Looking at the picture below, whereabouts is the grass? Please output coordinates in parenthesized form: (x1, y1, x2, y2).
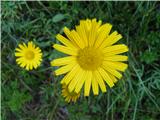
(1, 1, 160, 120)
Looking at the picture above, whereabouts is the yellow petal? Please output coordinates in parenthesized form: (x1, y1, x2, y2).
(15, 48, 22, 52)
(29, 63, 33, 70)
(100, 33, 122, 48)
(88, 19, 97, 46)
(28, 41, 33, 49)
(100, 31, 118, 48)
(22, 43, 27, 48)
(108, 73, 118, 83)
(70, 30, 85, 49)
(94, 23, 112, 48)
(74, 70, 88, 94)
(84, 71, 92, 96)
(86, 19, 92, 31)
(68, 68, 84, 92)
(92, 76, 99, 95)
(103, 44, 129, 56)
(103, 61, 128, 72)
(26, 64, 30, 71)
(51, 56, 76, 66)
(93, 70, 107, 93)
(56, 34, 76, 48)
(16, 57, 24, 62)
(18, 43, 26, 49)
(98, 67, 114, 88)
(76, 25, 88, 47)
(63, 27, 79, 47)
(53, 44, 78, 56)
(104, 55, 128, 61)
(102, 65, 122, 79)
(15, 52, 24, 57)
(35, 47, 41, 53)
(33, 63, 38, 69)
(61, 64, 80, 85)
(97, 20, 102, 29)
(55, 62, 76, 75)
(97, 23, 112, 36)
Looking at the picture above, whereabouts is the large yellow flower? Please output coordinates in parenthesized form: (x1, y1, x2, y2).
(15, 41, 42, 70)
(51, 18, 128, 96)
(62, 84, 80, 103)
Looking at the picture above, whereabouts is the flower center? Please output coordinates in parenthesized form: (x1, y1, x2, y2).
(25, 50, 35, 60)
(77, 47, 103, 70)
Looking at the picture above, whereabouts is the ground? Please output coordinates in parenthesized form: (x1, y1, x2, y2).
(1, 1, 160, 120)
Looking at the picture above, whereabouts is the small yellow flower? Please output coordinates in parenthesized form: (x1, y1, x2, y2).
(51, 18, 128, 96)
(15, 41, 42, 70)
(62, 84, 80, 103)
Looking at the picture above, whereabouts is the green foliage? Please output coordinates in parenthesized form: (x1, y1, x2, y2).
(140, 50, 158, 64)
(2, 1, 160, 120)
(140, 31, 160, 64)
(7, 90, 32, 112)
(2, 79, 32, 119)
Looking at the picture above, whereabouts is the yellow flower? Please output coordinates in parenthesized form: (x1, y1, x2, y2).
(15, 41, 42, 70)
(62, 84, 80, 103)
(51, 18, 128, 96)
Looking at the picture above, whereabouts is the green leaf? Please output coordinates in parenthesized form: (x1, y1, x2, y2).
(140, 50, 158, 64)
(52, 14, 65, 23)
